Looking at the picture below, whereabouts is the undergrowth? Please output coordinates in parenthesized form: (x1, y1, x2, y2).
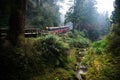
(0, 34, 79, 80)
(81, 38, 120, 80)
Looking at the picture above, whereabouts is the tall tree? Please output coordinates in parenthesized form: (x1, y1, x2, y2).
(0, 0, 27, 45)
(106, 0, 120, 79)
(26, 0, 61, 29)
(8, 0, 27, 45)
(65, 0, 84, 31)
(108, 0, 120, 55)
(65, 0, 109, 40)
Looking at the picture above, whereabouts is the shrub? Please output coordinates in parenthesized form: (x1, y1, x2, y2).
(81, 38, 120, 80)
(31, 68, 76, 80)
(107, 33, 120, 56)
(0, 34, 78, 80)
(33, 34, 69, 68)
(0, 38, 46, 80)
(65, 30, 90, 48)
(91, 39, 107, 54)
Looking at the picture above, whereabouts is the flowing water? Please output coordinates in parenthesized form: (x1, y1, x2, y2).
(75, 48, 88, 80)
(75, 63, 87, 80)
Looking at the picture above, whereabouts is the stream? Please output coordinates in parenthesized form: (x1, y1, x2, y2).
(75, 63, 87, 80)
(75, 48, 88, 80)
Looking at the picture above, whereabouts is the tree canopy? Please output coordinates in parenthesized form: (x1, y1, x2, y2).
(65, 0, 109, 40)
(26, 0, 62, 29)
(107, 0, 120, 56)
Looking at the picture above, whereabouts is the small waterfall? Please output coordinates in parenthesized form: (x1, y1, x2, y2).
(75, 63, 87, 80)
(76, 69, 83, 80)
(75, 48, 88, 80)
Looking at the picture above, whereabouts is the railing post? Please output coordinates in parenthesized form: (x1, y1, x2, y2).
(0, 28, 1, 39)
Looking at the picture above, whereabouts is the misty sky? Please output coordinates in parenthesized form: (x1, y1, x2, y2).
(59, 0, 115, 16)
(96, 0, 115, 16)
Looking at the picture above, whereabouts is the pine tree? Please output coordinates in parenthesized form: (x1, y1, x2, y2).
(106, 1, 120, 79)
(108, 0, 120, 55)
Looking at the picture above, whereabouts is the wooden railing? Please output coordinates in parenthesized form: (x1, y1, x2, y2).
(0, 28, 43, 37)
(0, 27, 71, 37)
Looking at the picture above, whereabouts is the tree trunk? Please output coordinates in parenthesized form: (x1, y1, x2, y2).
(8, 0, 27, 45)
(36, 0, 40, 8)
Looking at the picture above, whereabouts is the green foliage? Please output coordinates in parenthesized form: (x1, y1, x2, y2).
(82, 37, 120, 80)
(65, 0, 109, 40)
(81, 38, 107, 66)
(107, 34, 120, 55)
(112, 0, 120, 23)
(67, 48, 76, 63)
(85, 54, 115, 80)
(108, 0, 120, 55)
(26, 0, 61, 29)
(0, 35, 77, 80)
(34, 34, 69, 67)
(91, 39, 107, 54)
(106, 1, 120, 78)
(0, 39, 36, 80)
(31, 68, 76, 80)
(65, 30, 90, 48)
(67, 48, 77, 71)
(107, 24, 120, 56)
(105, 0, 120, 79)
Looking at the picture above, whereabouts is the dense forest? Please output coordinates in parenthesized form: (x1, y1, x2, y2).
(65, 0, 109, 41)
(0, 0, 120, 80)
